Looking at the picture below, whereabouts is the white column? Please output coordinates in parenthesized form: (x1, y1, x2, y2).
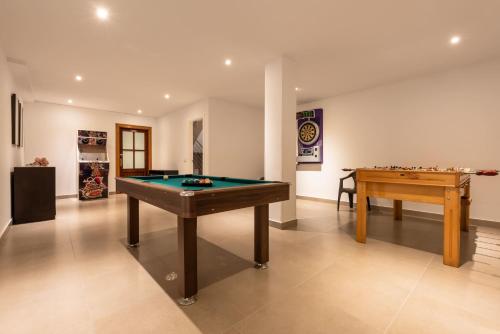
(264, 57, 296, 226)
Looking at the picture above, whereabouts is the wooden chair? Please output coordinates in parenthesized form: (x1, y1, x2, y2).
(337, 171, 371, 211)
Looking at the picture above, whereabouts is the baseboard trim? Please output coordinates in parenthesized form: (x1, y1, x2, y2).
(296, 195, 351, 206)
(56, 192, 116, 200)
(471, 219, 500, 228)
(269, 219, 298, 230)
(376, 206, 499, 226)
(0, 219, 12, 241)
(297, 195, 499, 226)
(374, 205, 442, 221)
(56, 194, 77, 199)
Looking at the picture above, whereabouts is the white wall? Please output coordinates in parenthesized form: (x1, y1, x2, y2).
(297, 59, 500, 223)
(23, 102, 159, 196)
(0, 46, 24, 236)
(264, 58, 297, 224)
(157, 99, 209, 174)
(208, 99, 264, 179)
(23, 97, 263, 199)
(157, 98, 264, 179)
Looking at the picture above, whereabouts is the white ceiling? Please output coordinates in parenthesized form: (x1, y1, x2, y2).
(1, 0, 500, 117)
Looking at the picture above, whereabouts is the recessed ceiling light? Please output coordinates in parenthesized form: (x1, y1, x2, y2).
(450, 35, 461, 45)
(75, 75, 83, 81)
(224, 59, 232, 66)
(295, 87, 301, 91)
(67, 99, 73, 104)
(137, 109, 142, 114)
(164, 94, 170, 99)
(96, 7, 109, 21)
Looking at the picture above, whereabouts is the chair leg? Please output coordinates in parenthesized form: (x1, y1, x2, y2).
(367, 197, 371, 211)
(337, 191, 342, 211)
(348, 193, 354, 208)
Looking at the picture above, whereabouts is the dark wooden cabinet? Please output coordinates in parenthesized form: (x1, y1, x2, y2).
(148, 169, 179, 176)
(11, 167, 56, 224)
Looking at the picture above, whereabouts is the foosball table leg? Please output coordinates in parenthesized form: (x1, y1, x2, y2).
(444, 187, 461, 267)
(461, 182, 471, 232)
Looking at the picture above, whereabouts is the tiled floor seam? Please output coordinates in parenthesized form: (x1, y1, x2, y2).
(382, 254, 435, 334)
(220, 255, 338, 333)
(67, 223, 77, 261)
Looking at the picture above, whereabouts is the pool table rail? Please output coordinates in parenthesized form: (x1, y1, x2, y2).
(116, 176, 289, 218)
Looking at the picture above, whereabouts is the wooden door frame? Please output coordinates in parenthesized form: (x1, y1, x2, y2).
(115, 123, 152, 178)
(191, 118, 204, 175)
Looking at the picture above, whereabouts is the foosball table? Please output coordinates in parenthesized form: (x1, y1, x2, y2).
(355, 167, 478, 267)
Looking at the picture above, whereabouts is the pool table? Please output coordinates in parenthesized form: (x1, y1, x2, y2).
(115, 174, 290, 305)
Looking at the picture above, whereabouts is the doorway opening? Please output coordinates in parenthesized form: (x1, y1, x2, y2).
(192, 119, 203, 175)
(115, 124, 152, 177)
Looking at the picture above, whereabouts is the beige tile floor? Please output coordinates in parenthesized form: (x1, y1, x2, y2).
(0, 195, 499, 334)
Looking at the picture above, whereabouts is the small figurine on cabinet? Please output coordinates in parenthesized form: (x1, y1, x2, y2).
(26, 157, 50, 167)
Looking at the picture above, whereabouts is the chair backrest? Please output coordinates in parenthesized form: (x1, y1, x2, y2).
(341, 171, 357, 191)
(352, 171, 357, 192)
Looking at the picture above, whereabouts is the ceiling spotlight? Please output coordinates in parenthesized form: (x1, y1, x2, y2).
(96, 7, 109, 21)
(137, 109, 142, 114)
(450, 35, 461, 45)
(67, 99, 73, 104)
(164, 94, 170, 99)
(295, 87, 301, 91)
(224, 59, 232, 66)
(75, 75, 83, 81)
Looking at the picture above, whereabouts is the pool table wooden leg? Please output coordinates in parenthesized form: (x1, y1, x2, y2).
(177, 216, 198, 305)
(254, 204, 269, 269)
(127, 196, 139, 247)
(394, 200, 403, 220)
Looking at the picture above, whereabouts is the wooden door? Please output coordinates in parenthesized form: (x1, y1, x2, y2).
(116, 124, 152, 177)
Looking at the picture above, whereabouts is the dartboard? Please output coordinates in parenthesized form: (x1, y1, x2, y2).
(298, 121, 320, 145)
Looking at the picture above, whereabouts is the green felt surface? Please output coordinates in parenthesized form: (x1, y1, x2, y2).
(128, 175, 271, 191)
